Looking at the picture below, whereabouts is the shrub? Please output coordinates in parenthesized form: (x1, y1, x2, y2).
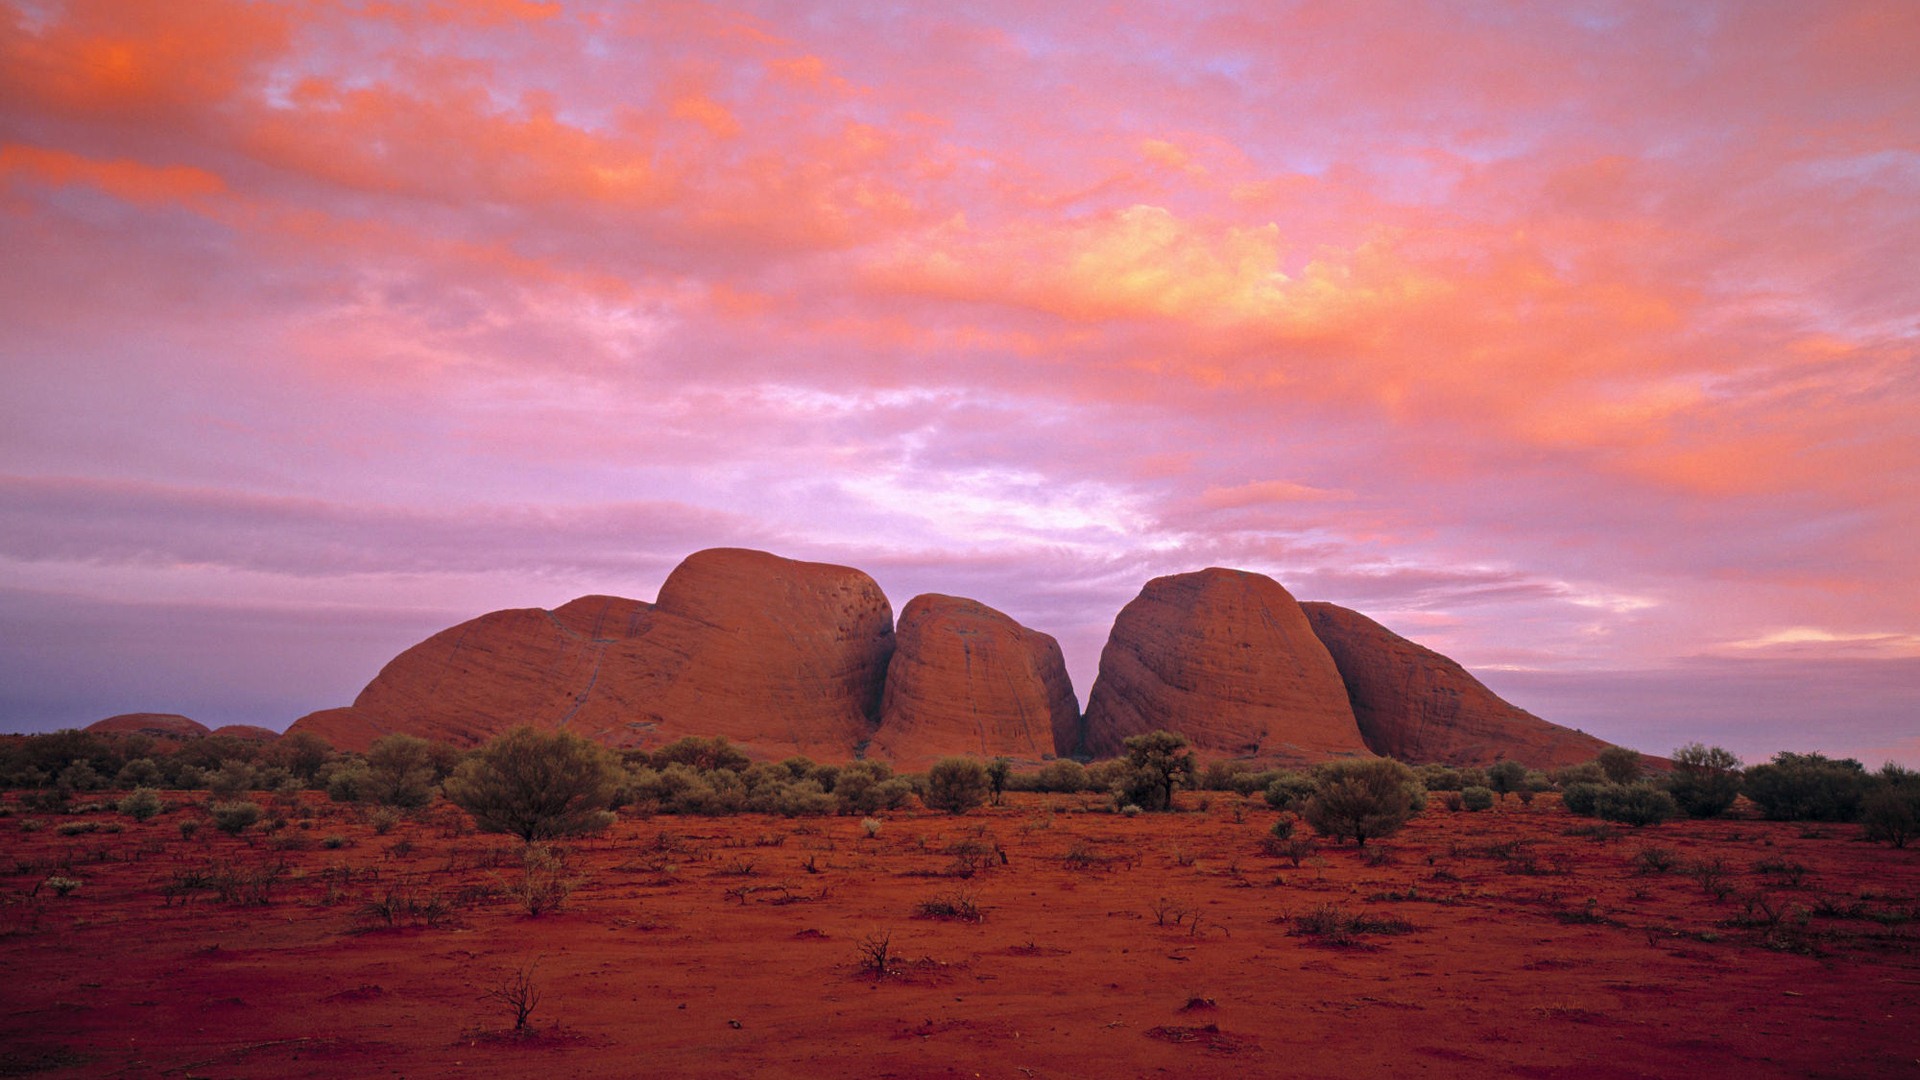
(1593, 784, 1677, 827)
(365, 734, 440, 809)
(506, 843, 575, 916)
(210, 800, 263, 835)
(1485, 761, 1527, 801)
(1863, 779, 1920, 848)
(834, 761, 913, 816)
(115, 758, 165, 789)
(323, 762, 371, 803)
(1633, 846, 1677, 873)
(914, 888, 984, 922)
(1119, 731, 1196, 812)
(1301, 759, 1425, 847)
(1551, 762, 1607, 787)
(649, 735, 751, 774)
(117, 787, 164, 822)
(1742, 752, 1868, 822)
(443, 727, 622, 841)
(206, 760, 255, 800)
(1033, 759, 1088, 794)
(1595, 747, 1644, 785)
(923, 758, 992, 815)
(1560, 782, 1604, 816)
(1459, 786, 1495, 812)
(1263, 771, 1318, 813)
(1666, 743, 1742, 818)
(1289, 902, 1414, 945)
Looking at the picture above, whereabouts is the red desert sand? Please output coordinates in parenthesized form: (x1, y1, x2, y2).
(3, 790, 1917, 1077)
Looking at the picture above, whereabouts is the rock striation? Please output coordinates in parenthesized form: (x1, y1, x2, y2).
(287, 548, 895, 760)
(1301, 601, 1612, 770)
(1080, 568, 1369, 763)
(870, 594, 1079, 770)
(86, 713, 210, 739)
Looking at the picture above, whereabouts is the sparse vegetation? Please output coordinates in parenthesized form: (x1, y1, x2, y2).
(1301, 758, 1425, 847)
(1666, 743, 1742, 818)
(210, 800, 263, 835)
(443, 727, 621, 841)
(484, 958, 542, 1034)
(923, 758, 993, 815)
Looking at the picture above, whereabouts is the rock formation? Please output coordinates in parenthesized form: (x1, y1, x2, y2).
(1301, 601, 1612, 769)
(1080, 568, 1369, 763)
(870, 594, 1079, 770)
(86, 713, 210, 739)
(287, 548, 895, 760)
(209, 724, 279, 742)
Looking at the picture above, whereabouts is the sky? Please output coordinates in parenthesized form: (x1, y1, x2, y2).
(1, 0, 1916, 766)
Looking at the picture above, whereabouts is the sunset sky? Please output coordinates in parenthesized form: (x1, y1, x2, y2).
(2, 1, 1915, 764)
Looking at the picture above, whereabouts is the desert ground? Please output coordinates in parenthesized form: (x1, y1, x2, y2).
(3, 791, 1916, 1078)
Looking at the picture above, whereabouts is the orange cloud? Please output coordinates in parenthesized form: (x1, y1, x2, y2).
(0, 0, 287, 116)
(0, 143, 224, 204)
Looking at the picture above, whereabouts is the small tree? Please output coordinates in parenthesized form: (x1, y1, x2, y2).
(986, 757, 1012, 805)
(1120, 730, 1196, 812)
(365, 734, 439, 809)
(1302, 758, 1426, 847)
(1485, 761, 1527, 801)
(1743, 752, 1869, 822)
(923, 758, 992, 815)
(1864, 766, 1920, 848)
(443, 727, 622, 841)
(1593, 783, 1678, 827)
(1595, 746, 1643, 785)
(117, 787, 164, 822)
(1263, 771, 1318, 812)
(1666, 743, 1742, 818)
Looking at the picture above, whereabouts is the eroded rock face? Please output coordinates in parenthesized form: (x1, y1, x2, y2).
(1301, 601, 1612, 769)
(287, 549, 896, 760)
(870, 594, 1079, 770)
(1080, 568, 1369, 763)
(86, 713, 210, 739)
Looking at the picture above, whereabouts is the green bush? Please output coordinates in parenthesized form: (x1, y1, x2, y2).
(1593, 783, 1677, 827)
(1032, 759, 1088, 794)
(1301, 759, 1425, 847)
(923, 758, 993, 815)
(364, 734, 440, 809)
(115, 758, 165, 789)
(1485, 761, 1527, 800)
(1551, 762, 1607, 787)
(1863, 771, 1920, 848)
(1118, 731, 1195, 812)
(1263, 771, 1318, 812)
(833, 760, 912, 816)
(1742, 752, 1868, 822)
(1560, 782, 1604, 816)
(1666, 743, 1742, 818)
(1595, 746, 1644, 785)
(442, 727, 622, 841)
(649, 735, 751, 774)
(210, 800, 263, 835)
(1459, 786, 1495, 812)
(206, 760, 255, 800)
(117, 787, 165, 822)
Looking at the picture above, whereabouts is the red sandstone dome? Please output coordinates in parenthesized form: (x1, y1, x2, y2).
(870, 593, 1080, 770)
(288, 548, 895, 760)
(85, 713, 210, 739)
(209, 724, 280, 742)
(1301, 601, 1612, 770)
(1080, 568, 1370, 763)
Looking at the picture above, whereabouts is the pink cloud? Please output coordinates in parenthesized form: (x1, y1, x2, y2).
(0, 1, 1914, 759)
